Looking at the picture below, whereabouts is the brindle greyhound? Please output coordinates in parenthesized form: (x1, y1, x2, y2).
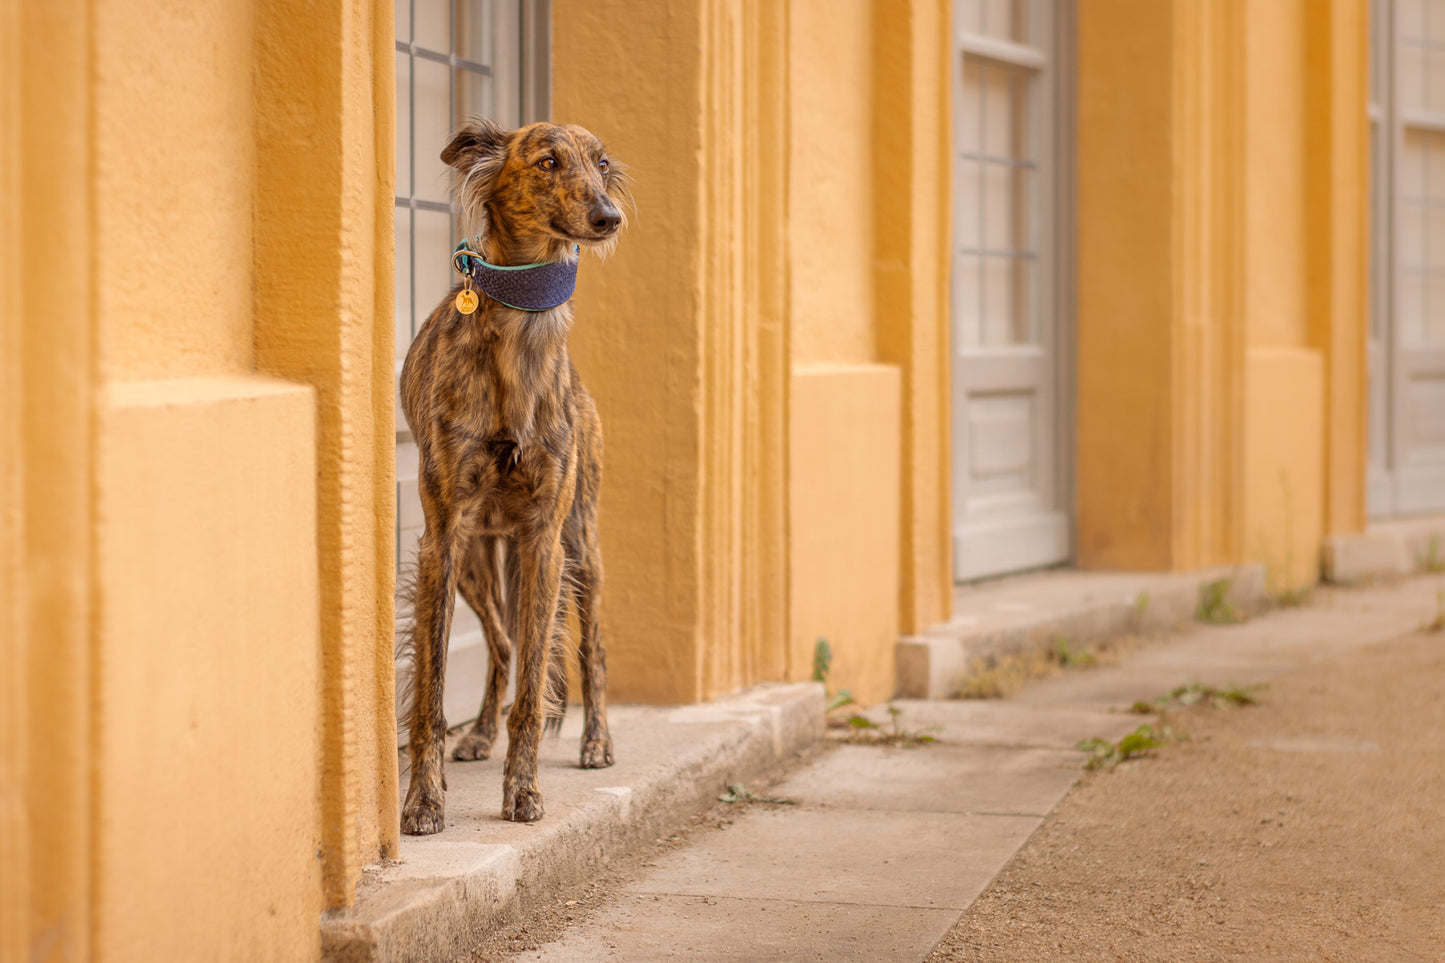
(399, 118, 628, 832)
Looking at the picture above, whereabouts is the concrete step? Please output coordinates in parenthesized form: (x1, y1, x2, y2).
(321, 683, 823, 963)
(1322, 514, 1445, 583)
(896, 565, 1269, 699)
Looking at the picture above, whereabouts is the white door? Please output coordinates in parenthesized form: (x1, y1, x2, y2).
(1369, 0, 1445, 519)
(394, 0, 548, 729)
(950, 0, 1071, 581)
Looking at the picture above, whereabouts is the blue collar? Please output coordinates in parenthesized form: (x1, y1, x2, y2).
(452, 241, 579, 312)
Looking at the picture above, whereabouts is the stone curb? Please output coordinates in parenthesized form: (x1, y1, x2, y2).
(896, 565, 1269, 699)
(320, 682, 824, 963)
(1322, 515, 1445, 584)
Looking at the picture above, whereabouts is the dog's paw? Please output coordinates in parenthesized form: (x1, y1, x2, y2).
(502, 788, 545, 823)
(401, 793, 445, 836)
(580, 735, 615, 769)
(452, 729, 494, 761)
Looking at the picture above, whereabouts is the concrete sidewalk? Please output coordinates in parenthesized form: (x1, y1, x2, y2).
(510, 576, 1444, 962)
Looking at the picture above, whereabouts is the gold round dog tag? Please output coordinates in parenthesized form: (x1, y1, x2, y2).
(455, 289, 480, 314)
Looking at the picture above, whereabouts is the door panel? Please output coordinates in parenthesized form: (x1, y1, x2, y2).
(951, 0, 1069, 581)
(1371, 0, 1445, 518)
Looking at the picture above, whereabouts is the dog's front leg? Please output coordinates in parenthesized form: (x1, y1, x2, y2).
(502, 525, 566, 822)
(402, 524, 462, 835)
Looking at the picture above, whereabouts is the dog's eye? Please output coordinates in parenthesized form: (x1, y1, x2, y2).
(537, 157, 557, 171)
(598, 159, 610, 174)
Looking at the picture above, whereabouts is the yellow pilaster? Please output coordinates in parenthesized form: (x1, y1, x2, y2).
(253, 0, 397, 905)
(554, 0, 792, 703)
(1305, 0, 1370, 538)
(1078, 0, 1367, 590)
(873, 0, 954, 636)
(8, 3, 97, 960)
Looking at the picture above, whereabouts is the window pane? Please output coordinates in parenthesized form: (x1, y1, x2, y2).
(982, 256, 1010, 345)
(396, 51, 412, 198)
(413, 208, 455, 326)
(1424, 275, 1445, 343)
(414, 0, 449, 55)
(956, 0, 983, 36)
(958, 59, 982, 151)
(456, 67, 495, 125)
(414, 58, 453, 203)
(395, 207, 413, 363)
(956, 159, 981, 247)
(458, 0, 495, 66)
(954, 256, 983, 347)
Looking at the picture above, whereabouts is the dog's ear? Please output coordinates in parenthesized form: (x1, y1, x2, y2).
(441, 117, 509, 172)
(445, 118, 510, 239)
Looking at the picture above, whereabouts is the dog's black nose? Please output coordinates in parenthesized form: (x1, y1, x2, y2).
(589, 200, 621, 233)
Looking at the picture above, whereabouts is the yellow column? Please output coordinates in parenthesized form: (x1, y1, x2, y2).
(873, 0, 954, 636)
(7, 3, 97, 960)
(554, 0, 791, 703)
(1078, 0, 1366, 590)
(253, 0, 398, 906)
(1305, 0, 1370, 538)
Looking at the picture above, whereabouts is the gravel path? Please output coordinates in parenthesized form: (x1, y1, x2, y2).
(926, 623, 1445, 962)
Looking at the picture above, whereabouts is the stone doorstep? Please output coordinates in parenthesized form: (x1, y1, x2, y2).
(321, 682, 825, 963)
(895, 564, 1270, 700)
(1322, 514, 1445, 584)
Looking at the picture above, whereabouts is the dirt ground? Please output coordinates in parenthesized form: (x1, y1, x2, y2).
(927, 627, 1445, 963)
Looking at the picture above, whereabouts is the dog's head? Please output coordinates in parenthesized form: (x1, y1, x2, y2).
(442, 119, 630, 262)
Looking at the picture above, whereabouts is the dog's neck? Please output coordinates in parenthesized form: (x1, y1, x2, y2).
(477, 223, 577, 270)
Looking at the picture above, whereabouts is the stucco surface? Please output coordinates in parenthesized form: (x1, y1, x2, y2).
(1076, 0, 1177, 571)
(789, 0, 876, 366)
(94, 377, 322, 962)
(93, 0, 256, 381)
(554, 1, 707, 703)
(1244, 349, 1325, 592)
(789, 365, 902, 705)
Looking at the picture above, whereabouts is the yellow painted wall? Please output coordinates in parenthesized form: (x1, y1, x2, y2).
(555, 0, 951, 706)
(1076, 0, 1180, 571)
(789, 0, 876, 365)
(95, 378, 322, 961)
(4, 0, 394, 958)
(553, 1, 708, 703)
(93, 0, 256, 380)
(9, 5, 99, 959)
(1243, 351, 1325, 592)
(790, 366, 902, 705)
(1244, 0, 1309, 350)
(1077, 0, 1368, 586)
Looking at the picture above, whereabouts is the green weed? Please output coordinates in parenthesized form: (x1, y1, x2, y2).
(1419, 536, 1445, 574)
(811, 636, 832, 683)
(1130, 680, 1264, 714)
(1196, 577, 1244, 625)
(1053, 636, 1097, 669)
(1078, 725, 1173, 770)
(718, 783, 797, 806)
(841, 704, 940, 747)
(1425, 587, 1445, 634)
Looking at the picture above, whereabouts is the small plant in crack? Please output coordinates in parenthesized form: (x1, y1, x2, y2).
(1078, 724, 1175, 770)
(1418, 536, 1445, 574)
(1129, 680, 1264, 714)
(717, 783, 798, 806)
(1053, 636, 1097, 669)
(1425, 587, 1445, 634)
(842, 704, 941, 747)
(1197, 576, 1244, 625)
